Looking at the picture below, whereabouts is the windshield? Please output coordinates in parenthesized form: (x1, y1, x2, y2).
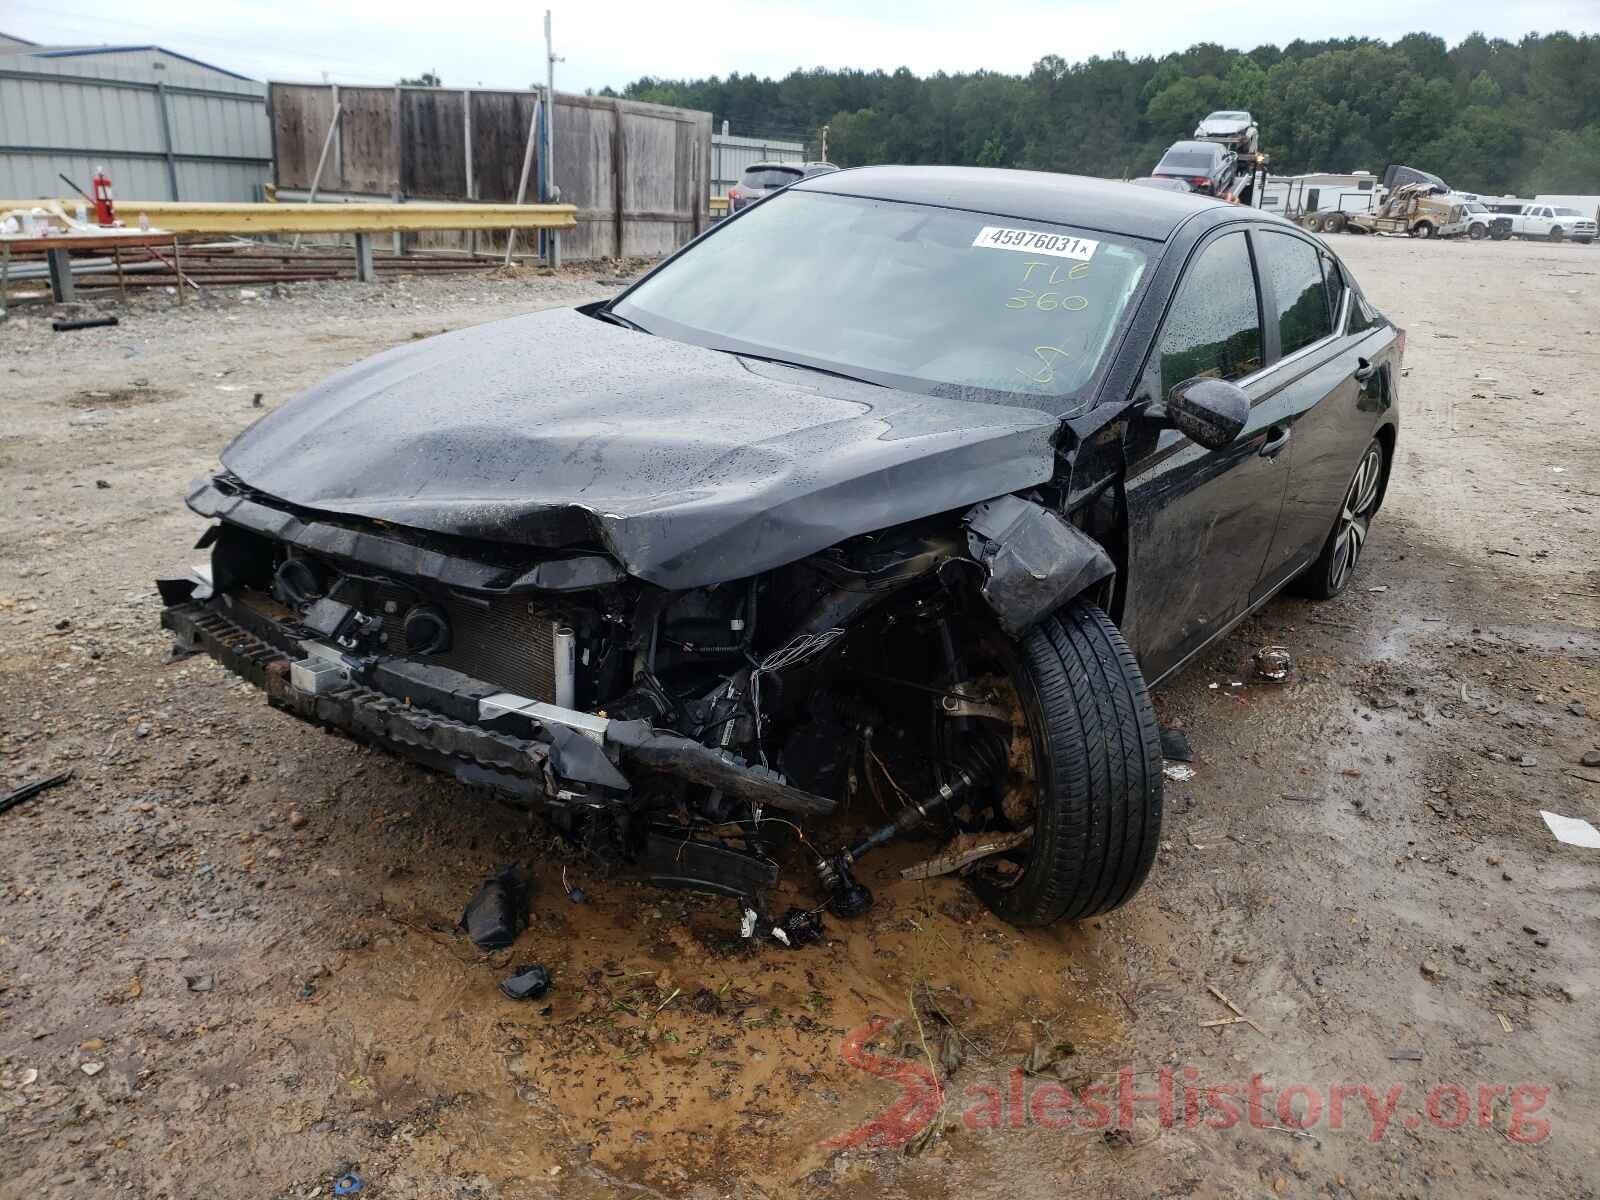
(1465, 202, 1487, 213)
(740, 167, 802, 189)
(1157, 151, 1217, 172)
(612, 189, 1152, 412)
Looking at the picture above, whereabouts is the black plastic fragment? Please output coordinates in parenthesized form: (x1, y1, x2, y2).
(499, 963, 552, 1000)
(53, 316, 119, 332)
(1160, 727, 1195, 763)
(459, 866, 528, 950)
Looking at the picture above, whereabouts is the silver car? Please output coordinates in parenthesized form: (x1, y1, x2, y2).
(727, 161, 839, 212)
(1194, 110, 1259, 156)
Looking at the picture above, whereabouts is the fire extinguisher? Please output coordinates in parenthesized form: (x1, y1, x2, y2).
(91, 165, 117, 226)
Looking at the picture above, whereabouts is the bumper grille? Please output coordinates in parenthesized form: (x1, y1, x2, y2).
(349, 582, 559, 701)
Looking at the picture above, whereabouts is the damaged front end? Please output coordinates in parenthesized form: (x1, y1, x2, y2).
(161, 473, 1115, 918)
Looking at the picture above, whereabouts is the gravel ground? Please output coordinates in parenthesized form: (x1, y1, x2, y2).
(1, 239, 1598, 1199)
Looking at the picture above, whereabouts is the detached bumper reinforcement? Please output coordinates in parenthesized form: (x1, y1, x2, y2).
(160, 600, 834, 816)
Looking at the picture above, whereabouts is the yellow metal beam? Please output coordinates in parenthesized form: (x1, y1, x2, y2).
(2, 200, 577, 235)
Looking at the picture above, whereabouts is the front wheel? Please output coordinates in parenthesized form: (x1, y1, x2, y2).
(1412, 221, 1435, 239)
(971, 601, 1163, 926)
(1550, 227, 1565, 242)
(1298, 438, 1385, 600)
(1469, 223, 1488, 240)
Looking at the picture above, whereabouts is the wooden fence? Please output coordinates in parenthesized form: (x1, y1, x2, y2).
(268, 84, 712, 260)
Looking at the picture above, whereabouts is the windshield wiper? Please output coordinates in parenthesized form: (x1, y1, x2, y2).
(596, 307, 650, 334)
(728, 350, 882, 388)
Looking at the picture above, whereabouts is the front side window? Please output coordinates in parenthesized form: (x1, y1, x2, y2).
(1154, 231, 1263, 394)
(1256, 231, 1332, 357)
(614, 190, 1152, 412)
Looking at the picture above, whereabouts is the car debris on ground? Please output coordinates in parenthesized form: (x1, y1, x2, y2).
(459, 867, 528, 951)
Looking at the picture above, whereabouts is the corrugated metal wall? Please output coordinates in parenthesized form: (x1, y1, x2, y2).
(270, 83, 712, 262)
(710, 133, 806, 196)
(0, 47, 270, 201)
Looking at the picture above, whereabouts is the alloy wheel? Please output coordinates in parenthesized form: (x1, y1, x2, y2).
(1329, 445, 1383, 592)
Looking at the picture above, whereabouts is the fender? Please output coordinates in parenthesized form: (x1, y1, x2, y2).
(964, 494, 1116, 636)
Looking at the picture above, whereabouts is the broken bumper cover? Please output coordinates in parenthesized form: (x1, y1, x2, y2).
(160, 598, 833, 817)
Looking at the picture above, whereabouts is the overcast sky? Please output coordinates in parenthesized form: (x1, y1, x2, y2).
(6, 0, 1596, 95)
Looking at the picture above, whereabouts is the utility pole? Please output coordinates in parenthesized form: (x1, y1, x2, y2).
(544, 9, 564, 268)
(820, 124, 829, 163)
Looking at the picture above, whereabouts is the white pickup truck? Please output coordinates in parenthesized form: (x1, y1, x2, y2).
(1509, 203, 1597, 244)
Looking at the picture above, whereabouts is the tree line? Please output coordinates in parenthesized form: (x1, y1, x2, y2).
(610, 33, 1600, 197)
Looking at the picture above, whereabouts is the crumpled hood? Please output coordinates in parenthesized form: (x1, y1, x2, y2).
(221, 307, 1061, 589)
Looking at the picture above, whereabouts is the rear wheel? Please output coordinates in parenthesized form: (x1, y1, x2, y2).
(1299, 439, 1385, 600)
(1550, 227, 1565, 242)
(1325, 212, 1347, 234)
(968, 601, 1163, 926)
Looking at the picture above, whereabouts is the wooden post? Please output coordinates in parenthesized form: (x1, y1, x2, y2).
(611, 99, 626, 259)
(2, 242, 12, 319)
(504, 95, 541, 265)
(172, 237, 184, 306)
(292, 98, 342, 250)
(113, 245, 127, 302)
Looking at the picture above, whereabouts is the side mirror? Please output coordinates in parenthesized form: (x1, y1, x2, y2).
(1150, 377, 1249, 450)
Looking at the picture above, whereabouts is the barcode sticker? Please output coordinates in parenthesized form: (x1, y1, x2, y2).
(972, 226, 1098, 260)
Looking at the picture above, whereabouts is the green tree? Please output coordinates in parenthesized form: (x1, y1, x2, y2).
(399, 70, 441, 87)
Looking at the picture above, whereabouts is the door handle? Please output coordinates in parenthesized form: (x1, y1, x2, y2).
(1259, 425, 1290, 458)
(1354, 357, 1378, 383)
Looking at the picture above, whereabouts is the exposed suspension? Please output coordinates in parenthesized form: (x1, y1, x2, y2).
(817, 734, 1008, 917)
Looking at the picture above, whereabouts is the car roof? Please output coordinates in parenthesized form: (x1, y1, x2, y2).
(1162, 140, 1227, 157)
(794, 164, 1241, 242)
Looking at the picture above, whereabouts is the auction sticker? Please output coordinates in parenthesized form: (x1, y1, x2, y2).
(972, 226, 1098, 260)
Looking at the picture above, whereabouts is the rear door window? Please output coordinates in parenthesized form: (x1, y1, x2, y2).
(1154, 231, 1264, 394)
(1255, 231, 1332, 357)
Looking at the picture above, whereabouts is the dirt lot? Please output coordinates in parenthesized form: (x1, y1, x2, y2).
(2, 237, 1598, 1200)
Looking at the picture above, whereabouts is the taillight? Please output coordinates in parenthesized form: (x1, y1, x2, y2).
(727, 188, 740, 201)
(1192, 177, 1212, 190)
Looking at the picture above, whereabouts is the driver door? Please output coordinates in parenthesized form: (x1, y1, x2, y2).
(1121, 229, 1294, 685)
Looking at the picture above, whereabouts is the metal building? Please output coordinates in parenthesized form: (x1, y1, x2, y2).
(0, 32, 270, 202)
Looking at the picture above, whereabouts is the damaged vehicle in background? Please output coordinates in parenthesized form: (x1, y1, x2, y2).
(161, 166, 1401, 928)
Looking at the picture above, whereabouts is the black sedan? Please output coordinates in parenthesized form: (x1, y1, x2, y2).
(1153, 139, 1238, 196)
(160, 167, 1401, 929)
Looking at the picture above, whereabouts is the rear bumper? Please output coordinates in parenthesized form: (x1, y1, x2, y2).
(161, 595, 833, 816)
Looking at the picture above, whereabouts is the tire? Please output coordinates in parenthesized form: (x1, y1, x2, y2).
(1325, 212, 1347, 234)
(1412, 221, 1435, 239)
(1298, 438, 1385, 601)
(1550, 227, 1565, 242)
(1468, 223, 1487, 240)
(971, 601, 1163, 926)
(1576, 237, 1594, 245)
